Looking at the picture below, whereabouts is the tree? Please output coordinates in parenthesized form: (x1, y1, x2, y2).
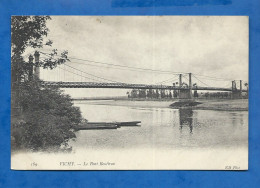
(12, 80, 82, 150)
(11, 16, 82, 151)
(131, 89, 138, 98)
(205, 92, 209, 99)
(138, 89, 146, 98)
(147, 89, 153, 98)
(182, 82, 188, 88)
(193, 83, 198, 98)
(126, 91, 130, 98)
(169, 91, 172, 98)
(156, 89, 159, 99)
(11, 16, 69, 85)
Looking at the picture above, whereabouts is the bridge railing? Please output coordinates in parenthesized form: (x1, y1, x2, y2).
(39, 81, 245, 92)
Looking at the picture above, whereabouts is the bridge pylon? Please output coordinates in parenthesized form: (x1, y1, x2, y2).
(28, 55, 34, 81)
(179, 73, 193, 99)
(231, 80, 243, 99)
(33, 51, 40, 80)
(188, 73, 193, 99)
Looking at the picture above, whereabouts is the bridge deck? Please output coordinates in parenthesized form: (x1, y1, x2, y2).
(41, 81, 247, 92)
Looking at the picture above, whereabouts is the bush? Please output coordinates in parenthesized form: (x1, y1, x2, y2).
(11, 80, 82, 151)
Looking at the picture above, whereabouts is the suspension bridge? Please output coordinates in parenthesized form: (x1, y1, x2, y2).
(28, 51, 248, 99)
(40, 81, 235, 91)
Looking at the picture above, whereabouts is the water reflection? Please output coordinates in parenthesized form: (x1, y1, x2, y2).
(72, 101, 248, 150)
(179, 108, 193, 133)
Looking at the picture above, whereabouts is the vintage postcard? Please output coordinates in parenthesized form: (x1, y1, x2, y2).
(11, 16, 248, 170)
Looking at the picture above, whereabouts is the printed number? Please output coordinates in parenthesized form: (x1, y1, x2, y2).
(31, 162, 38, 167)
(225, 166, 232, 170)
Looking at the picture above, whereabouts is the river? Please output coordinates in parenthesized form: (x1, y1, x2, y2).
(11, 100, 248, 170)
(71, 100, 248, 150)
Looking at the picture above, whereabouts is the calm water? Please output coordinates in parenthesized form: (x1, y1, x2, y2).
(70, 101, 248, 151)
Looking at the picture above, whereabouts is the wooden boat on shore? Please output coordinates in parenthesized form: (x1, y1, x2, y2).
(74, 121, 141, 131)
(74, 124, 118, 130)
(115, 121, 141, 127)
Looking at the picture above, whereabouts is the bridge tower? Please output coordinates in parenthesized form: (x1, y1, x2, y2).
(231, 80, 242, 99)
(179, 74, 182, 87)
(188, 73, 192, 98)
(178, 74, 182, 98)
(240, 80, 242, 98)
(28, 55, 34, 81)
(33, 51, 40, 80)
(178, 73, 193, 99)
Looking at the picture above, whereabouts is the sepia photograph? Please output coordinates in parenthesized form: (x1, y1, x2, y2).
(11, 16, 248, 170)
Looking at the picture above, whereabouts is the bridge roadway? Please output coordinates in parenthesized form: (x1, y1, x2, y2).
(41, 81, 247, 92)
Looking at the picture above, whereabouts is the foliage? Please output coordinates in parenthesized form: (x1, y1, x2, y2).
(129, 89, 172, 99)
(11, 16, 51, 56)
(11, 16, 82, 151)
(11, 81, 82, 150)
(11, 16, 69, 82)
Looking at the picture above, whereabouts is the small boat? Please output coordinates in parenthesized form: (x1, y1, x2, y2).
(74, 121, 141, 131)
(115, 121, 141, 127)
(74, 123, 118, 131)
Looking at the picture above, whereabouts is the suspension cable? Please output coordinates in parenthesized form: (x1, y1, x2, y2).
(39, 51, 186, 75)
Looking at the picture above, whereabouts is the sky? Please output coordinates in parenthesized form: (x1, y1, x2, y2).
(28, 16, 248, 98)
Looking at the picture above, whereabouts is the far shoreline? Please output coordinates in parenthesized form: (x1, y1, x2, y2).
(74, 98, 248, 111)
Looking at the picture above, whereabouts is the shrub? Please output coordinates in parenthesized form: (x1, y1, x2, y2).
(11, 80, 82, 151)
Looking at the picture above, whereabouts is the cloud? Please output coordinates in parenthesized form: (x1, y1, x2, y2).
(40, 16, 248, 97)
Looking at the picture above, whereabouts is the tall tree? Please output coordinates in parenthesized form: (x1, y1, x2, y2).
(11, 16, 69, 84)
(11, 16, 81, 151)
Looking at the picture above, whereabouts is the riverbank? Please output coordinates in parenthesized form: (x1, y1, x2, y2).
(74, 100, 175, 108)
(190, 99, 248, 111)
(74, 99, 248, 111)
